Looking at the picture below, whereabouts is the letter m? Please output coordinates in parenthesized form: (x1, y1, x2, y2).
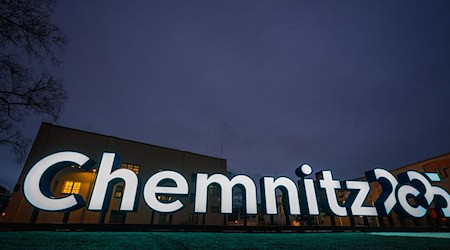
(194, 173, 257, 214)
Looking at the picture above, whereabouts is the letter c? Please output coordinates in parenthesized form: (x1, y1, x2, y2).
(23, 151, 93, 211)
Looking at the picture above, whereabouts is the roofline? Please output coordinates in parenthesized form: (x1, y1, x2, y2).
(388, 151, 450, 173)
(41, 122, 226, 162)
(350, 151, 450, 181)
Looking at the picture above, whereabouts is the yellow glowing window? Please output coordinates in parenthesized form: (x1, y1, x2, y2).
(121, 163, 140, 175)
(62, 181, 73, 194)
(62, 181, 81, 194)
(72, 182, 81, 194)
(115, 185, 124, 198)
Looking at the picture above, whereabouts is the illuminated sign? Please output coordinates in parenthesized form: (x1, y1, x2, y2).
(23, 151, 450, 218)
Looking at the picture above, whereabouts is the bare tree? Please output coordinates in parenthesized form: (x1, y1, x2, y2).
(0, 0, 67, 162)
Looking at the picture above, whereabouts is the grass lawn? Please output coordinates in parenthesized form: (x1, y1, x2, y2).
(0, 231, 450, 249)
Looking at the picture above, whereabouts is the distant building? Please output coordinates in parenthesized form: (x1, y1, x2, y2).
(314, 152, 450, 228)
(365, 152, 450, 227)
(4, 123, 226, 225)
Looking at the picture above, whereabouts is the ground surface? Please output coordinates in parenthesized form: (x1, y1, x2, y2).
(0, 232, 449, 249)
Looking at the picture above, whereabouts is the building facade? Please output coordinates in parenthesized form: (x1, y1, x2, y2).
(312, 152, 450, 228)
(3, 123, 450, 229)
(4, 123, 226, 225)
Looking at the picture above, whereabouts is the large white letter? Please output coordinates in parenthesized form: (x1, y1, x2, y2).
(365, 168, 398, 215)
(296, 164, 319, 215)
(262, 177, 301, 215)
(143, 171, 189, 213)
(343, 181, 377, 216)
(319, 171, 347, 216)
(397, 171, 450, 217)
(88, 152, 138, 211)
(23, 151, 92, 211)
(396, 185, 427, 217)
(194, 173, 257, 214)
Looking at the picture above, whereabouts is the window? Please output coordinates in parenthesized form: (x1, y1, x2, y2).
(109, 210, 126, 224)
(159, 214, 168, 224)
(210, 206, 219, 213)
(115, 186, 123, 198)
(62, 181, 81, 194)
(157, 195, 172, 202)
(209, 185, 219, 196)
(121, 163, 140, 175)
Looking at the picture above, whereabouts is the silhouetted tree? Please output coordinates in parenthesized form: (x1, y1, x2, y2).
(0, 0, 67, 162)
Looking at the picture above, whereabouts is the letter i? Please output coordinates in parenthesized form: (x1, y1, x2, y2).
(296, 164, 319, 215)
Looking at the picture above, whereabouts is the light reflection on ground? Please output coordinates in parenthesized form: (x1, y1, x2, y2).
(370, 232, 450, 239)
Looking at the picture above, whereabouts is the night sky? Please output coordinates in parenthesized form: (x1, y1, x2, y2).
(1, 1, 450, 190)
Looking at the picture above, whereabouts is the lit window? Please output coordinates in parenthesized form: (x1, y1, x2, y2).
(121, 163, 140, 175)
(62, 181, 82, 194)
(72, 182, 81, 194)
(158, 195, 171, 202)
(115, 186, 123, 198)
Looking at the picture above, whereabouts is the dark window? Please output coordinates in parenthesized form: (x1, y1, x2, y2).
(159, 214, 168, 224)
(443, 168, 449, 179)
(209, 185, 219, 196)
(109, 211, 126, 224)
(114, 186, 123, 198)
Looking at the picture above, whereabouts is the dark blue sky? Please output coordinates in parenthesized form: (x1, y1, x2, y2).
(1, 0, 450, 189)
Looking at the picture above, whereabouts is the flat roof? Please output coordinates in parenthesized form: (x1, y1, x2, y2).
(389, 151, 450, 173)
(42, 122, 226, 162)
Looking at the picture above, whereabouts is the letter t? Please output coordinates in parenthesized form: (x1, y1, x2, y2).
(319, 170, 347, 216)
